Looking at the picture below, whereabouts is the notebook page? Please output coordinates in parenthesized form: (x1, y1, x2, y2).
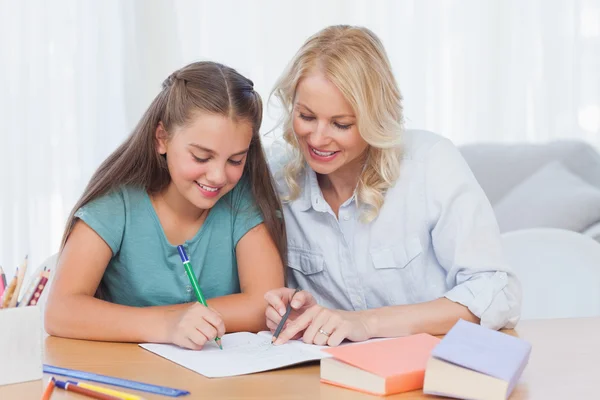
(140, 332, 329, 378)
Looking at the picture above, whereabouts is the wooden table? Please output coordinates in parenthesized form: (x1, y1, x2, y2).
(1, 317, 597, 399)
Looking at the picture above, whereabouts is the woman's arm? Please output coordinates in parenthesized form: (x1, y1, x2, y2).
(364, 297, 478, 338)
(424, 138, 522, 330)
(208, 223, 284, 332)
(355, 139, 520, 341)
(266, 290, 478, 346)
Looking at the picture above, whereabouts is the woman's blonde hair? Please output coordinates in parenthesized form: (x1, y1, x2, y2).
(271, 25, 404, 222)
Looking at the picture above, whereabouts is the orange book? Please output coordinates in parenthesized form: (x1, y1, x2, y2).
(320, 333, 441, 396)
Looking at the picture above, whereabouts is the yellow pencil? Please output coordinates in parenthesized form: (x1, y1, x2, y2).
(1, 270, 18, 308)
(8, 255, 28, 308)
(74, 382, 143, 400)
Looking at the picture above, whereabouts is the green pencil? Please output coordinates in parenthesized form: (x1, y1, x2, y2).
(177, 245, 222, 350)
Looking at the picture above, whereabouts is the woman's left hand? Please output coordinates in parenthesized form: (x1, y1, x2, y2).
(273, 304, 374, 347)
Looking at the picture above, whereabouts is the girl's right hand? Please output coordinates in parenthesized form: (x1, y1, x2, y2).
(167, 302, 225, 350)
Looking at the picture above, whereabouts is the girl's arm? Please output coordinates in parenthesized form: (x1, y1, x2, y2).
(45, 221, 283, 343)
(45, 220, 196, 343)
(207, 223, 284, 332)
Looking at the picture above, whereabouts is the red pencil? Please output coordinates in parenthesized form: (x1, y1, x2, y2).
(0, 266, 6, 298)
(18, 267, 45, 307)
(27, 270, 50, 306)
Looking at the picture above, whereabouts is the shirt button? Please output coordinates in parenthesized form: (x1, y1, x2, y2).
(185, 285, 192, 293)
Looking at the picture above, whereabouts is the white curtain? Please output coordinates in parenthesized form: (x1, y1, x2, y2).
(1, 0, 599, 278)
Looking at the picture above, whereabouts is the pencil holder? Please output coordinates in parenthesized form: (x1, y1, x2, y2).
(0, 306, 43, 385)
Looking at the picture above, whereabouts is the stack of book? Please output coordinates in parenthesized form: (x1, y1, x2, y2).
(320, 319, 532, 399)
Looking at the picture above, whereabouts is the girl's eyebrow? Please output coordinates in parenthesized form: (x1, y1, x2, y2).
(189, 143, 249, 156)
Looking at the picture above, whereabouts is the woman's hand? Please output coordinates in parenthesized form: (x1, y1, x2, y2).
(265, 288, 374, 346)
(264, 287, 317, 340)
(167, 302, 225, 350)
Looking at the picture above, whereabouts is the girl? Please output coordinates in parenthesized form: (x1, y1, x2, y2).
(45, 61, 286, 350)
(264, 25, 521, 346)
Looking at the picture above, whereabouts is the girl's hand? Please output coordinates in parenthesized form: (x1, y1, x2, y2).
(167, 302, 225, 350)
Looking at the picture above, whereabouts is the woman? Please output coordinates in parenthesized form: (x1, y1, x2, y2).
(264, 25, 521, 347)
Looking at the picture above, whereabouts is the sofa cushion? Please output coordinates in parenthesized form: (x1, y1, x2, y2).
(460, 141, 600, 205)
(583, 222, 600, 243)
(493, 161, 600, 233)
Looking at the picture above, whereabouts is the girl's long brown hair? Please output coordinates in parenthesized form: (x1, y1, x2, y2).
(61, 61, 286, 267)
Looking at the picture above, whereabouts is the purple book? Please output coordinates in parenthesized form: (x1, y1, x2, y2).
(424, 319, 532, 399)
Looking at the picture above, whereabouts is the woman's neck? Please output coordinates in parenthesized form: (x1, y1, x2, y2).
(317, 158, 364, 207)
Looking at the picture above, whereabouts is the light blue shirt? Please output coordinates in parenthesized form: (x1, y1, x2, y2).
(267, 130, 521, 330)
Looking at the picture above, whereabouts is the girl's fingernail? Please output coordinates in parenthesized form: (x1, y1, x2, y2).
(279, 308, 286, 316)
(291, 301, 300, 308)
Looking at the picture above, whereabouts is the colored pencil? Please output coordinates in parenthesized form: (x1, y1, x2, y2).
(177, 245, 222, 349)
(0, 266, 6, 298)
(70, 380, 143, 400)
(18, 267, 45, 307)
(41, 377, 55, 400)
(28, 270, 50, 306)
(8, 255, 28, 308)
(54, 379, 122, 400)
(1, 269, 18, 308)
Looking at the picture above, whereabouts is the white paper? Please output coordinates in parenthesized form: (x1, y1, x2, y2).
(139, 331, 331, 378)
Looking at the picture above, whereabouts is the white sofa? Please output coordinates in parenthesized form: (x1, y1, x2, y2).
(459, 140, 600, 243)
(501, 228, 600, 320)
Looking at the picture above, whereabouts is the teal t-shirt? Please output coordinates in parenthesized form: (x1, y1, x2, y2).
(74, 177, 263, 307)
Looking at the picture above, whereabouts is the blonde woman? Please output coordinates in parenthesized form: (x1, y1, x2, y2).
(264, 25, 521, 346)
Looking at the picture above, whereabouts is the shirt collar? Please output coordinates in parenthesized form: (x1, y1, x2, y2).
(293, 165, 358, 213)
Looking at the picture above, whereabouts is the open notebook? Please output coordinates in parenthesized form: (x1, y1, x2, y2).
(140, 331, 333, 378)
